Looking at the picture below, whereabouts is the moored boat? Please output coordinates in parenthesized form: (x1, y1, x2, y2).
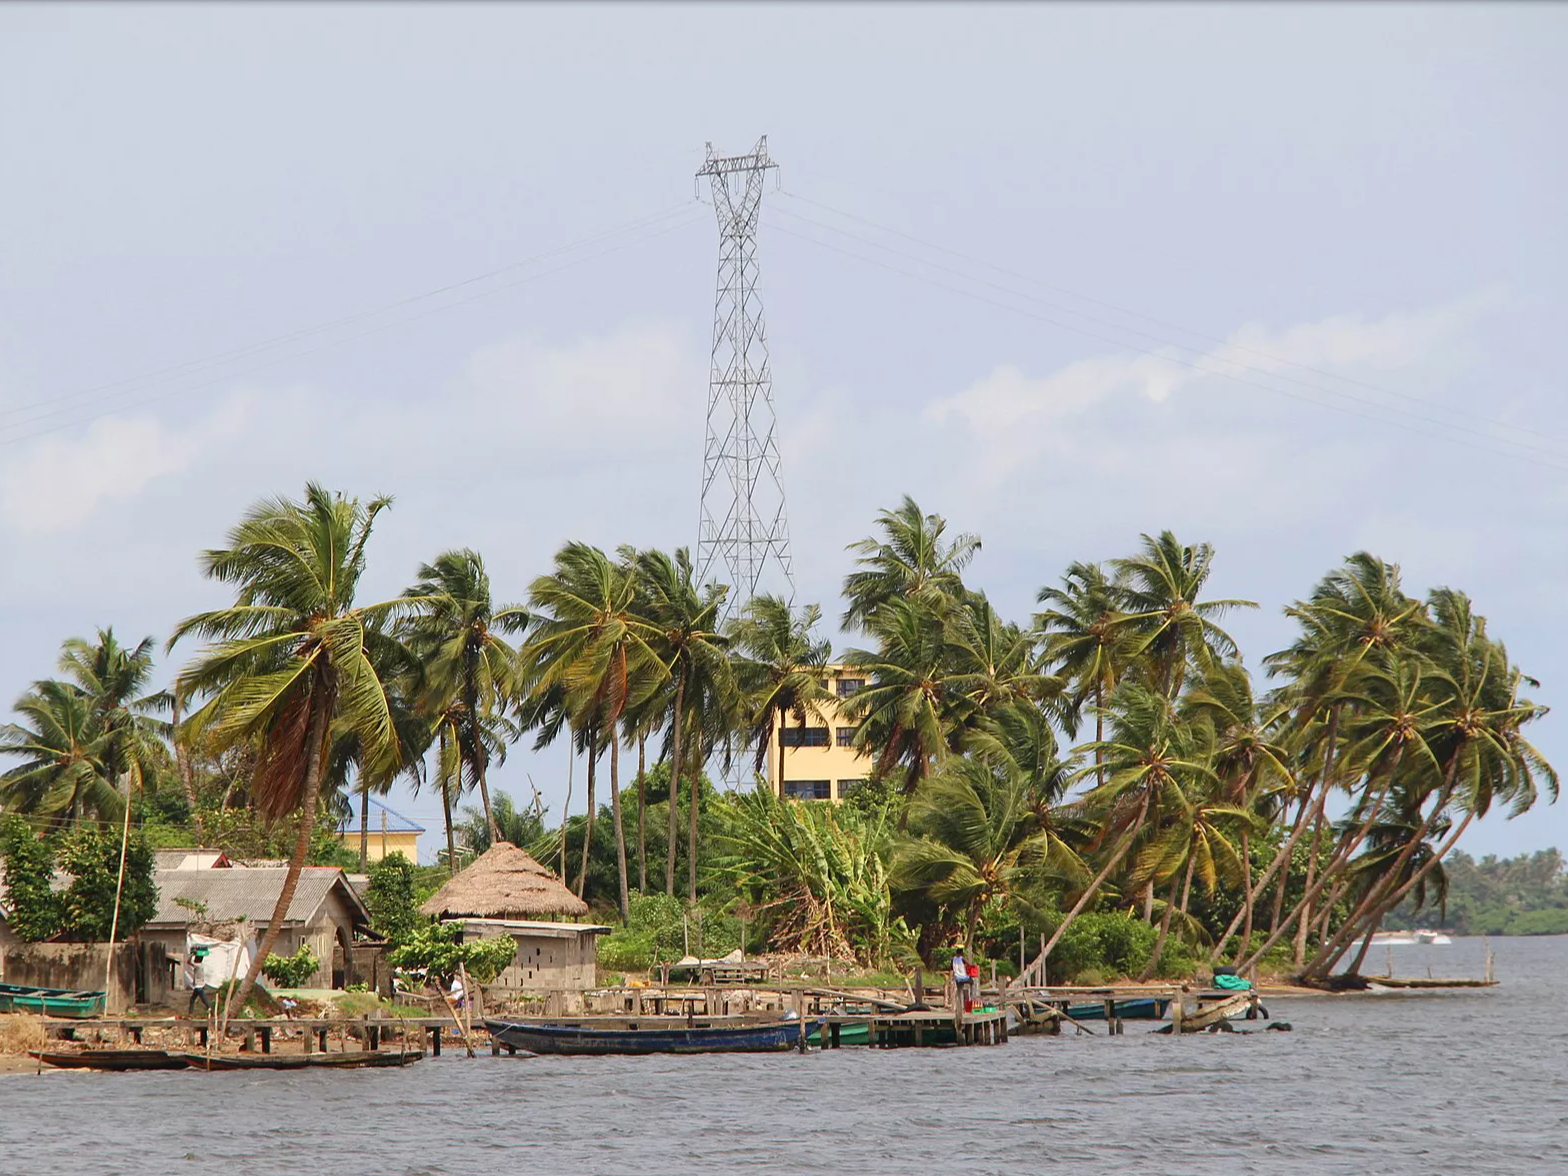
(182, 1049, 423, 1071)
(0, 982, 106, 1019)
(486, 1016, 816, 1056)
(29, 1049, 190, 1071)
(1065, 997, 1171, 1021)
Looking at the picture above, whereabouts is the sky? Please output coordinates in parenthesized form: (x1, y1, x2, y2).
(1, 3, 1565, 864)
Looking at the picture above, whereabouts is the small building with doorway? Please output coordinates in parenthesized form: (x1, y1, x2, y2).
(764, 663, 878, 802)
(419, 842, 607, 991)
(335, 796, 425, 863)
(145, 866, 373, 990)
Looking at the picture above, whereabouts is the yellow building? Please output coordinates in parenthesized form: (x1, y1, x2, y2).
(763, 664, 877, 801)
(336, 796, 425, 863)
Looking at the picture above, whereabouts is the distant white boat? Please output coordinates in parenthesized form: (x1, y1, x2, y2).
(1413, 929, 1453, 945)
(1370, 930, 1418, 945)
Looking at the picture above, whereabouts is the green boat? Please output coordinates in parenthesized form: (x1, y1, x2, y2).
(0, 982, 107, 1019)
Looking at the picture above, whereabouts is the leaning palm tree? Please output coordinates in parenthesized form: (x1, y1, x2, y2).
(631, 547, 731, 898)
(402, 549, 527, 844)
(169, 483, 409, 1013)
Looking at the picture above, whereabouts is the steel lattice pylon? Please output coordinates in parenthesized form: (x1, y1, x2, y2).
(695, 136, 794, 612)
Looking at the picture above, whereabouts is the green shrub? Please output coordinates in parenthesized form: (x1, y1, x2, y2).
(261, 943, 321, 988)
(598, 929, 657, 972)
(365, 853, 427, 946)
(386, 922, 517, 984)
(1049, 912, 1159, 981)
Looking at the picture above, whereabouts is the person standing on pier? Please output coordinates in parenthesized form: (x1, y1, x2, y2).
(952, 948, 974, 1012)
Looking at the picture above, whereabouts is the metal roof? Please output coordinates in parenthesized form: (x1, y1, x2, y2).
(147, 867, 370, 930)
(335, 796, 425, 836)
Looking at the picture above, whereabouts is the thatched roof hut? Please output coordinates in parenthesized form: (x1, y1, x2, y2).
(419, 842, 589, 920)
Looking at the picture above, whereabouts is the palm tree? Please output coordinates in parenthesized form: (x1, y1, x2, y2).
(728, 594, 831, 800)
(1108, 531, 1255, 698)
(841, 596, 959, 803)
(402, 549, 527, 844)
(841, 495, 979, 632)
(0, 679, 119, 822)
(1180, 661, 1294, 960)
(169, 483, 408, 1013)
(943, 595, 1062, 749)
(1035, 561, 1132, 785)
(524, 543, 665, 916)
(629, 547, 730, 900)
(1021, 683, 1211, 983)
(893, 737, 1083, 948)
(57, 629, 170, 800)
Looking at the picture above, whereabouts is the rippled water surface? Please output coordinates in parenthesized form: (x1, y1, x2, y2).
(3, 936, 1565, 1175)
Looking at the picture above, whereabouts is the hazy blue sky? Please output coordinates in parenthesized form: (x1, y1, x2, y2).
(2, 4, 1565, 862)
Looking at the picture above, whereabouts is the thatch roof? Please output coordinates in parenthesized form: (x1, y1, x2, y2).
(419, 842, 589, 920)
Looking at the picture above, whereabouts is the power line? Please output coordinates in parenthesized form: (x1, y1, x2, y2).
(762, 215, 1568, 476)
(0, 210, 707, 448)
(774, 189, 1565, 452)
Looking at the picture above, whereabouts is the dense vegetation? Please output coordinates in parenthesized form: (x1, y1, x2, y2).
(0, 486, 1556, 990)
(1384, 849, 1568, 936)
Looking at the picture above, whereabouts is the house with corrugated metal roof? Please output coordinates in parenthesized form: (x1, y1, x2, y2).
(144, 865, 373, 990)
(334, 796, 425, 863)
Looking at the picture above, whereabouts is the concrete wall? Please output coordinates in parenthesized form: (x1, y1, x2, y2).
(0, 940, 171, 1012)
(333, 830, 420, 863)
(490, 931, 600, 991)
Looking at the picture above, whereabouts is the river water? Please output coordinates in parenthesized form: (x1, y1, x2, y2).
(2, 936, 1564, 1176)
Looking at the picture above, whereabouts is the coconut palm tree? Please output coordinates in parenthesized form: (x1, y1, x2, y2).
(1035, 561, 1134, 786)
(942, 595, 1063, 752)
(839, 596, 960, 805)
(402, 549, 527, 844)
(729, 594, 832, 801)
(524, 543, 665, 916)
(1022, 683, 1212, 982)
(57, 629, 171, 798)
(631, 547, 731, 900)
(0, 679, 119, 822)
(169, 483, 409, 1013)
(841, 495, 979, 632)
(1108, 531, 1255, 698)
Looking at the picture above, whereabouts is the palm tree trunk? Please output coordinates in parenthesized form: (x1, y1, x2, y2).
(687, 750, 701, 905)
(170, 695, 202, 844)
(559, 747, 573, 883)
(608, 734, 630, 922)
(1140, 873, 1185, 980)
(665, 673, 687, 896)
(1024, 796, 1150, 984)
(1094, 681, 1104, 789)
(358, 785, 370, 872)
(636, 733, 647, 893)
(1237, 745, 1404, 972)
(1307, 756, 1463, 974)
(476, 749, 499, 846)
(577, 729, 597, 898)
(1240, 829, 1254, 958)
(231, 685, 332, 1014)
(442, 767, 457, 879)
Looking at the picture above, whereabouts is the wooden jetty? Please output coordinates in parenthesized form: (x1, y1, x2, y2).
(36, 1015, 460, 1057)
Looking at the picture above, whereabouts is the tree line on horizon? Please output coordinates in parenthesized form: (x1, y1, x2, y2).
(0, 485, 1556, 1000)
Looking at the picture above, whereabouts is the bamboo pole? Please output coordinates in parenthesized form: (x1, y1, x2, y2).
(103, 770, 135, 1012)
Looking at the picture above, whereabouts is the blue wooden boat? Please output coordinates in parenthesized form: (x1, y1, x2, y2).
(1065, 996, 1170, 1021)
(485, 1016, 818, 1056)
(0, 982, 106, 1019)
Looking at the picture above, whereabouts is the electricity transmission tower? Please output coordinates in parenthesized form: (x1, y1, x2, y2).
(695, 136, 794, 613)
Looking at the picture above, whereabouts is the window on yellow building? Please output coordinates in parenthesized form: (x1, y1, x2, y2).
(783, 780, 831, 800)
(836, 779, 866, 798)
(836, 678, 865, 698)
(836, 727, 856, 747)
(780, 726, 830, 748)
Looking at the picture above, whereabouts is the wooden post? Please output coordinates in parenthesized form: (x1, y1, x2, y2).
(1171, 995, 1185, 1036)
(794, 989, 806, 1053)
(260, 1027, 272, 1054)
(429, 1024, 442, 1056)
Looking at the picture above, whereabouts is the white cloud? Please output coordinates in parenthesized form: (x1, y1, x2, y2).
(0, 396, 252, 533)
(456, 322, 697, 445)
(921, 293, 1496, 479)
